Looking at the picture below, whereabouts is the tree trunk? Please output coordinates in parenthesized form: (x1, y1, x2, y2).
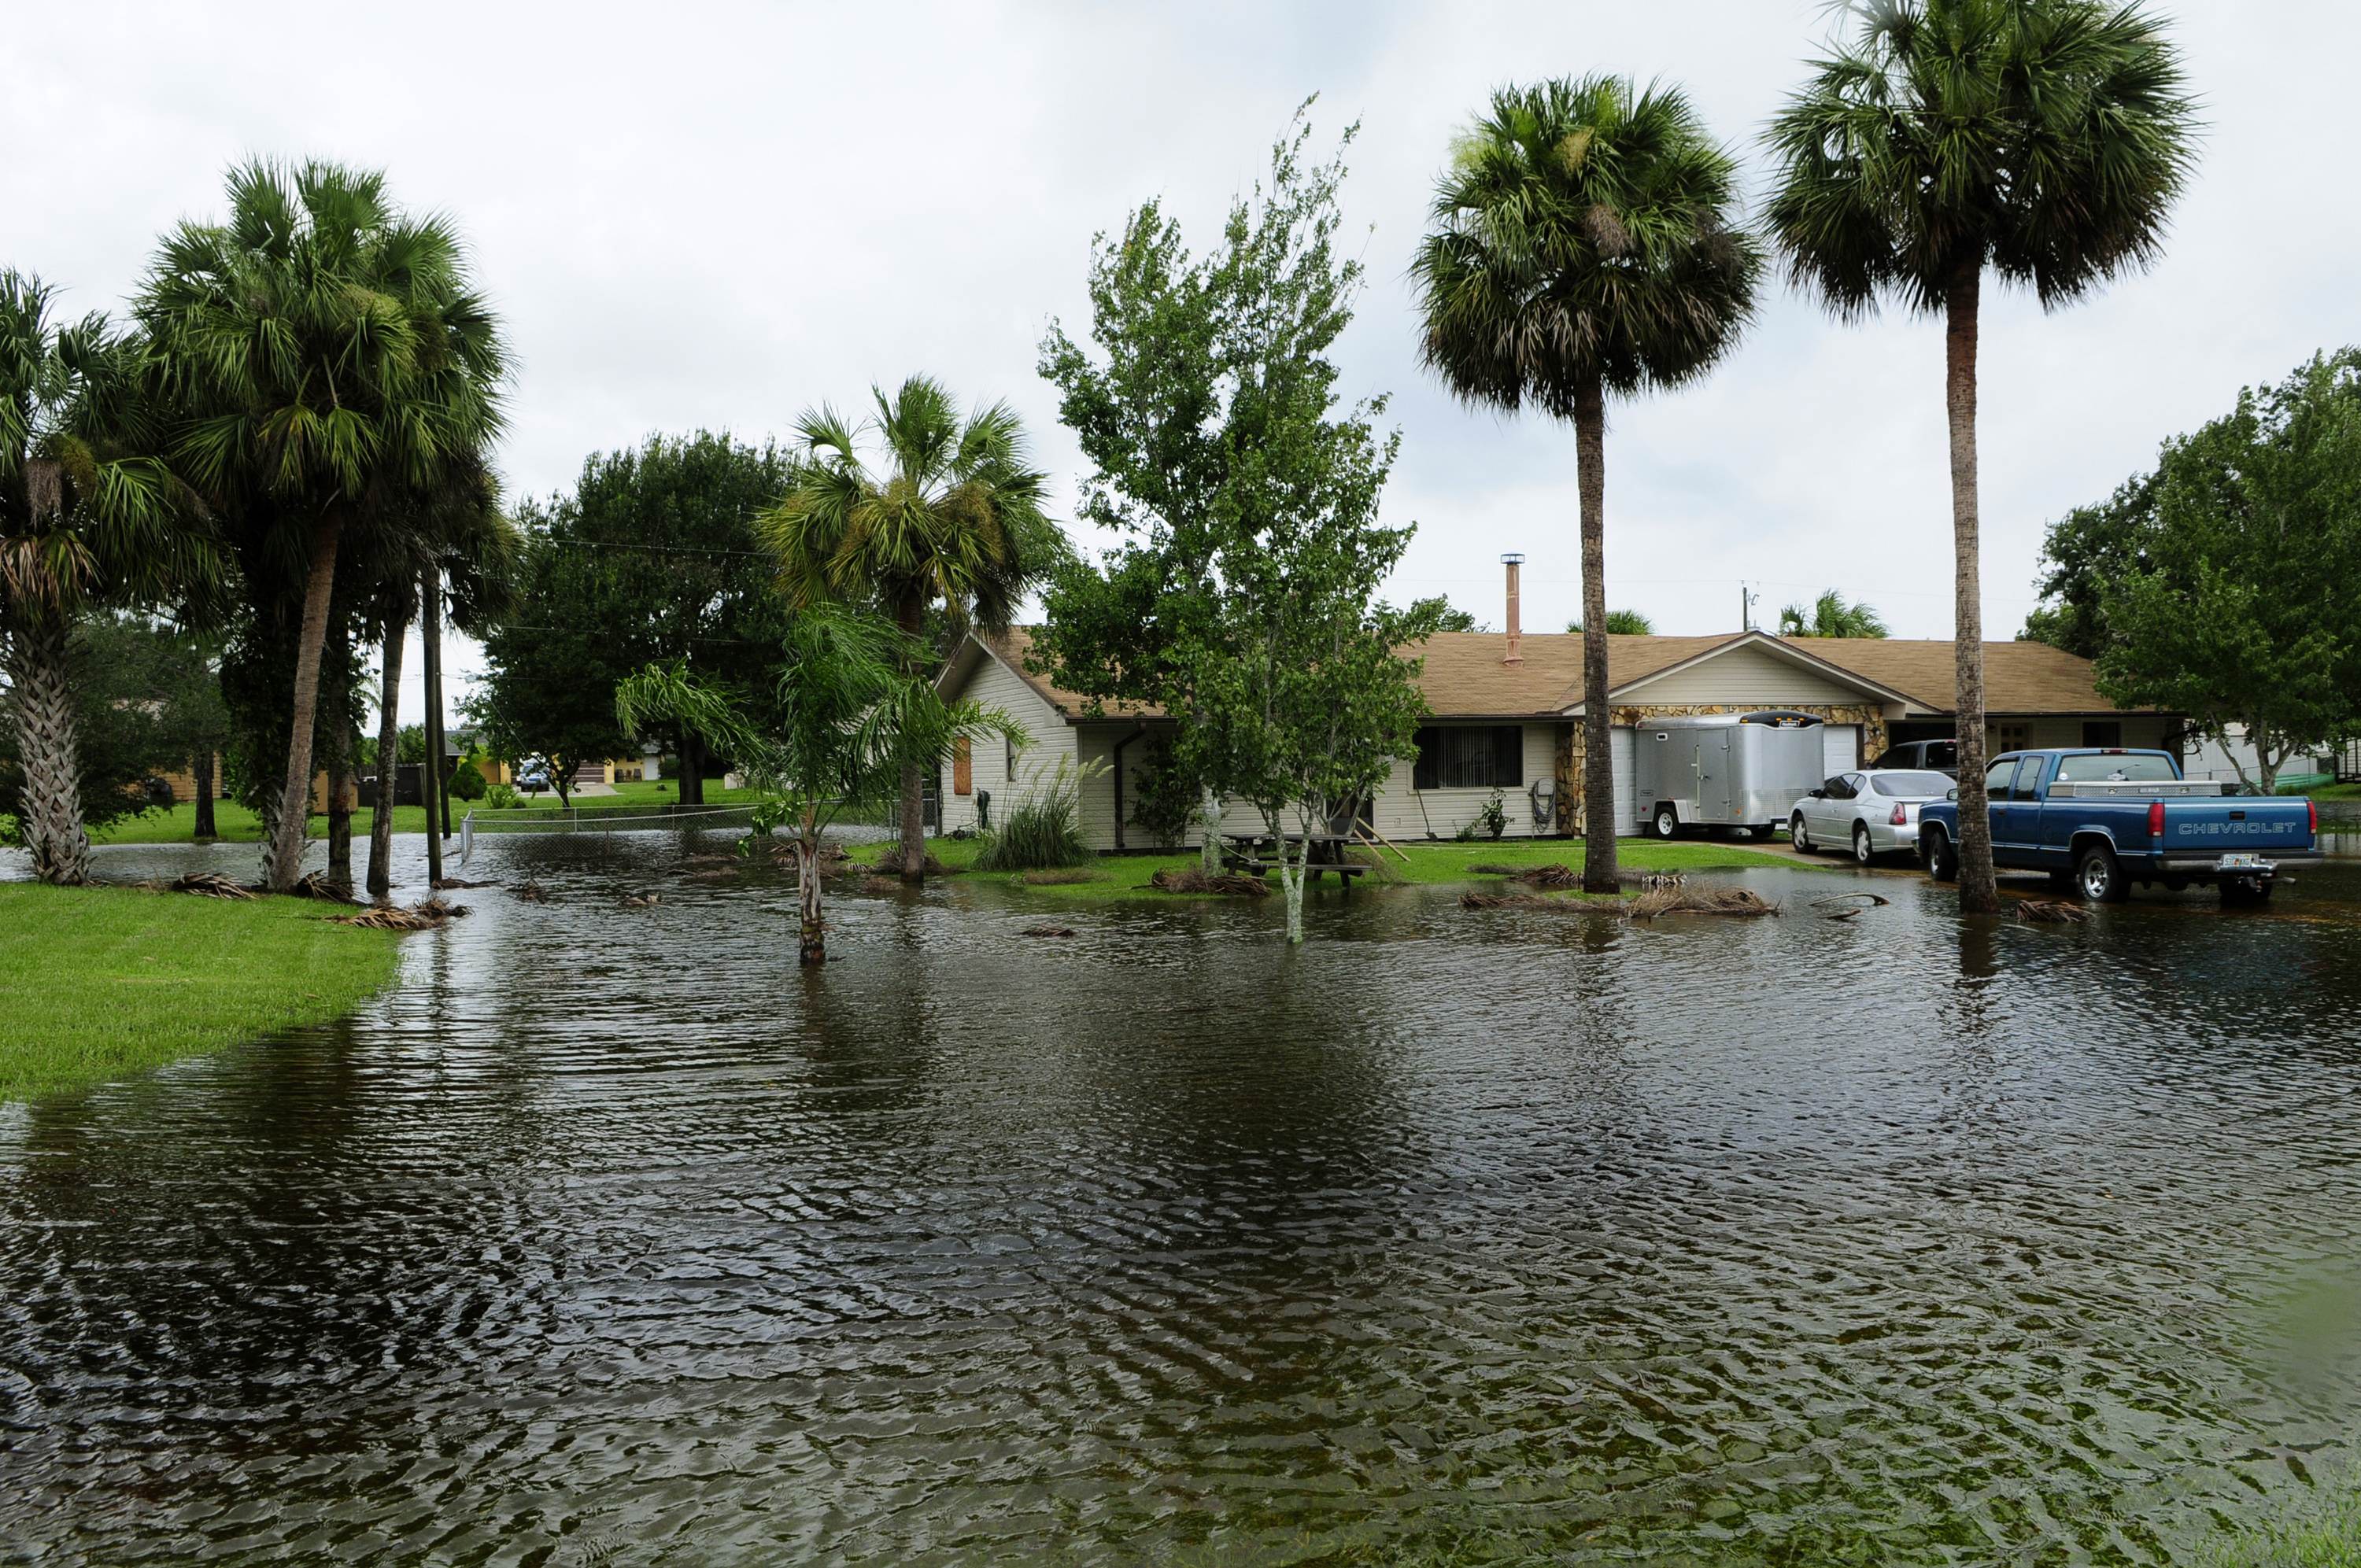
(1273, 805, 1310, 946)
(678, 733, 706, 806)
(323, 623, 354, 893)
(796, 821, 826, 965)
(5, 613, 91, 886)
(191, 746, 216, 840)
(1574, 378, 1617, 895)
(1945, 267, 1997, 914)
(1199, 783, 1223, 873)
(421, 571, 446, 887)
(366, 614, 405, 899)
(265, 517, 342, 891)
(894, 590, 928, 882)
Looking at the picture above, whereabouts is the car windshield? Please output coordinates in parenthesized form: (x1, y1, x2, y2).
(2055, 753, 2178, 784)
(1871, 772, 1952, 797)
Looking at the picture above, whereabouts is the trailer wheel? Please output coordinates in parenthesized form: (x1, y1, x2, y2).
(1652, 804, 1680, 839)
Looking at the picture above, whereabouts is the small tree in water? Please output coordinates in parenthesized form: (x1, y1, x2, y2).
(615, 608, 1013, 965)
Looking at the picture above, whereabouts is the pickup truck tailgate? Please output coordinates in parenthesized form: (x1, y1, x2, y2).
(2158, 799, 2314, 854)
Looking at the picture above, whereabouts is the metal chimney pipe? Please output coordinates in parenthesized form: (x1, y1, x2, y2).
(1501, 553, 1525, 665)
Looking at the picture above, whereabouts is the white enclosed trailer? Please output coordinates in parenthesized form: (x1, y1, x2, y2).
(1634, 711, 1827, 839)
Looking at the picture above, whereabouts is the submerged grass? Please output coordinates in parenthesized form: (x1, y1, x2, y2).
(2200, 1485, 2361, 1567)
(0, 883, 404, 1101)
(850, 833, 1805, 902)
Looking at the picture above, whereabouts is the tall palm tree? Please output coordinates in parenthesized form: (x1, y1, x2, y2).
(1764, 0, 2195, 912)
(1778, 588, 1888, 639)
(0, 271, 205, 884)
(1413, 77, 1761, 893)
(757, 377, 1059, 880)
(139, 161, 507, 891)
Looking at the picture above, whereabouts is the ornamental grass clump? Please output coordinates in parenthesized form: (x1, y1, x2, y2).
(975, 755, 1099, 873)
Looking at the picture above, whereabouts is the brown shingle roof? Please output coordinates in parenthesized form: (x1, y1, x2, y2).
(1786, 636, 2146, 715)
(979, 628, 2141, 721)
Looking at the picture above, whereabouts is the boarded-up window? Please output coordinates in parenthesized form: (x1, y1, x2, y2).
(1411, 725, 1523, 790)
(952, 735, 973, 795)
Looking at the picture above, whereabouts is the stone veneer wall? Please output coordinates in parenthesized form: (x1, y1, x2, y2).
(1552, 704, 1893, 835)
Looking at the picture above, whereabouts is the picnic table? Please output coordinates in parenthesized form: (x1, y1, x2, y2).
(1219, 830, 1370, 884)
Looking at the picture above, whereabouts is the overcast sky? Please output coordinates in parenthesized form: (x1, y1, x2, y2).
(10, 2, 2355, 723)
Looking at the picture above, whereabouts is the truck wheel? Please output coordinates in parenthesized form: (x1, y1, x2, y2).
(1653, 804, 1680, 840)
(1790, 813, 1812, 854)
(1923, 827, 1956, 882)
(1853, 825, 1875, 865)
(2076, 844, 2130, 903)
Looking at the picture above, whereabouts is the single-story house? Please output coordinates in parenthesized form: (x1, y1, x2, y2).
(934, 625, 2178, 850)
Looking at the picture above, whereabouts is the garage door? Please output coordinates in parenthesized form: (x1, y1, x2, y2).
(1822, 724, 1861, 775)
(1609, 726, 1638, 837)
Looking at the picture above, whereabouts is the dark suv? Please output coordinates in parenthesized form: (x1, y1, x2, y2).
(1869, 739, 1959, 777)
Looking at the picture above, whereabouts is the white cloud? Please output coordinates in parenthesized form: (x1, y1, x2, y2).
(10, 1, 2353, 720)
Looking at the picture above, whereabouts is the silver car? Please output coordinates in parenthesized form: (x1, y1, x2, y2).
(1790, 769, 1955, 864)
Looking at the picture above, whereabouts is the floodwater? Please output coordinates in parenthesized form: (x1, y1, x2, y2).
(6, 831, 2361, 1565)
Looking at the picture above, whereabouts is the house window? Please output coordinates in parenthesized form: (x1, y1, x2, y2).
(1412, 725, 1523, 790)
(2082, 720, 2123, 747)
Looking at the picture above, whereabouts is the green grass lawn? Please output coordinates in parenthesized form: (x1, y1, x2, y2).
(2311, 781, 2361, 801)
(847, 832, 1807, 902)
(93, 778, 765, 845)
(2200, 1486, 2361, 1566)
(0, 883, 404, 1101)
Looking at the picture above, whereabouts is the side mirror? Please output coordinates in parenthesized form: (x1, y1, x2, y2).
(1946, 788, 1960, 802)
(1809, 789, 1824, 799)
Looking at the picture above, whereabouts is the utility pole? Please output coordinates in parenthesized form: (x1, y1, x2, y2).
(422, 569, 447, 887)
(1740, 582, 1760, 632)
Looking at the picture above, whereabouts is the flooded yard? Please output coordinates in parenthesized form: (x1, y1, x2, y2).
(5, 833, 2360, 1563)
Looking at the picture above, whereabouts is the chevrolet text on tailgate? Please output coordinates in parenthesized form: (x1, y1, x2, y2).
(1917, 748, 2322, 903)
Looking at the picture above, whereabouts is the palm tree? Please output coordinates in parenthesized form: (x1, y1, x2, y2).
(757, 377, 1060, 880)
(1566, 609, 1657, 635)
(0, 271, 205, 884)
(139, 161, 507, 891)
(1413, 77, 1761, 893)
(1778, 588, 1888, 639)
(1764, 0, 2195, 911)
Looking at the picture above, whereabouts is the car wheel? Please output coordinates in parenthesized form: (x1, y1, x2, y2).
(1853, 824, 1875, 865)
(1653, 804, 1679, 840)
(1923, 827, 1956, 882)
(2076, 844, 2129, 903)
(1790, 813, 1811, 854)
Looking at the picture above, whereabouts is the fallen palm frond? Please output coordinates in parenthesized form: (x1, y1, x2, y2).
(512, 880, 551, 903)
(2016, 898, 2093, 924)
(286, 871, 360, 904)
(1811, 892, 1892, 921)
(1459, 890, 1596, 911)
(334, 897, 466, 932)
(1021, 924, 1077, 937)
(433, 876, 497, 890)
(1498, 862, 1583, 888)
(1150, 868, 1270, 897)
(1621, 870, 1687, 891)
(1021, 868, 1102, 885)
(872, 847, 951, 877)
(167, 872, 254, 900)
(1626, 885, 1779, 921)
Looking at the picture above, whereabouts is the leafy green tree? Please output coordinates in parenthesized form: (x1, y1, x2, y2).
(470, 521, 631, 810)
(139, 160, 508, 891)
(1565, 610, 1655, 635)
(0, 271, 206, 882)
(1414, 77, 1761, 894)
(759, 380, 1061, 880)
(615, 607, 1016, 964)
(2092, 352, 2361, 793)
(2020, 471, 2156, 659)
(1764, 0, 2196, 910)
(1778, 589, 1888, 639)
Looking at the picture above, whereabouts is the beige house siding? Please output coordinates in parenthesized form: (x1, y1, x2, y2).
(940, 650, 1076, 836)
(1614, 644, 1865, 707)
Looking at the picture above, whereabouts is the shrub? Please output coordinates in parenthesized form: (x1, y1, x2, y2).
(485, 783, 520, 810)
(449, 759, 488, 801)
(0, 813, 19, 849)
(974, 754, 1101, 872)
(1456, 788, 1508, 841)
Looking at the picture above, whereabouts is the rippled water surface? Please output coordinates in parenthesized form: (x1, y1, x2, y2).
(6, 833, 2361, 1564)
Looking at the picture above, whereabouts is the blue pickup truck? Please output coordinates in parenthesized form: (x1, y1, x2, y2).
(1918, 748, 2322, 902)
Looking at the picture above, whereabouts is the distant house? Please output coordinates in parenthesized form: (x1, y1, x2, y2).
(934, 624, 2178, 850)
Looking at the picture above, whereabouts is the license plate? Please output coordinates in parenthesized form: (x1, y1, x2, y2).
(2216, 853, 2267, 871)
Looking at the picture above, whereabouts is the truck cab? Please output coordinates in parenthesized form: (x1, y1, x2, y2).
(1917, 748, 2322, 902)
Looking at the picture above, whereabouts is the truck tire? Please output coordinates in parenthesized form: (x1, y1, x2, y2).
(1923, 826, 1956, 882)
(2076, 843, 2130, 903)
(1653, 804, 1680, 840)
